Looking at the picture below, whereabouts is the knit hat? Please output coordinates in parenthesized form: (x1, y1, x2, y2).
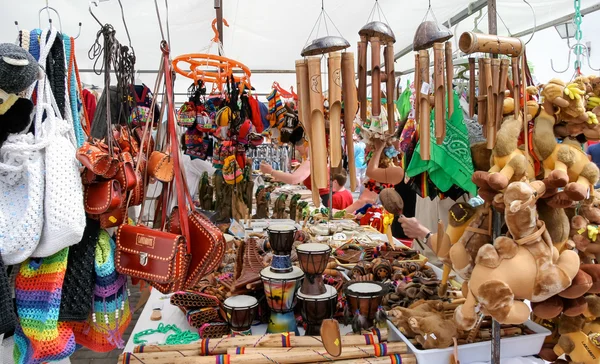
(0, 43, 39, 94)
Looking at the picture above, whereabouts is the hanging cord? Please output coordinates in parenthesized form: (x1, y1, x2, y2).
(153, 0, 171, 45)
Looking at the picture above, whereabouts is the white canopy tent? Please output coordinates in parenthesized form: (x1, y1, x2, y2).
(2, 0, 600, 104)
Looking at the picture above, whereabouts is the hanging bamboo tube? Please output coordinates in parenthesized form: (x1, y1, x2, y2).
(511, 57, 521, 119)
(458, 32, 525, 57)
(433, 43, 445, 144)
(445, 41, 454, 118)
(468, 57, 476, 118)
(295, 60, 312, 138)
(418, 50, 431, 160)
(358, 36, 368, 122)
(122, 342, 407, 364)
(477, 58, 487, 129)
(341, 52, 358, 191)
(131, 331, 386, 355)
(371, 37, 382, 119)
(385, 42, 396, 134)
(296, 59, 320, 206)
(484, 58, 495, 149)
(307, 57, 328, 189)
(521, 54, 529, 160)
(328, 52, 343, 169)
(414, 53, 421, 125)
(496, 58, 510, 128)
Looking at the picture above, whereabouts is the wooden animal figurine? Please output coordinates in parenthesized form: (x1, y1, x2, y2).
(272, 193, 288, 219)
(455, 180, 580, 329)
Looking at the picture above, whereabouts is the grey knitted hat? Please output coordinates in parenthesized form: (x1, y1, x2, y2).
(0, 43, 39, 94)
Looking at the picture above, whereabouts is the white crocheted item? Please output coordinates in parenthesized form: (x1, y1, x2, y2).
(0, 132, 45, 265)
(33, 28, 85, 257)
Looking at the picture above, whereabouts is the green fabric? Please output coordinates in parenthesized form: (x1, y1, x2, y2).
(406, 92, 477, 196)
(396, 80, 412, 121)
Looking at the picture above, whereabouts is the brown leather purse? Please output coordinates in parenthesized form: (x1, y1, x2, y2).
(83, 180, 123, 215)
(99, 201, 128, 228)
(115, 224, 190, 293)
(115, 152, 137, 192)
(77, 140, 113, 176)
(148, 150, 174, 182)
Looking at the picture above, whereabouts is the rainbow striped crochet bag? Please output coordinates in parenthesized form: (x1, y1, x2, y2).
(13, 248, 76, 364)
(69, 230, 132, 352)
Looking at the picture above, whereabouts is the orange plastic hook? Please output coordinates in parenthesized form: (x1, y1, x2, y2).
(212, 18, 229, 42)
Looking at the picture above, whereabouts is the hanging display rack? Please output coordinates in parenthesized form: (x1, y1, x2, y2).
(173, 18, 252, 92)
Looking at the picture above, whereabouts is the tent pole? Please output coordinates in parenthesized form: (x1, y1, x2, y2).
(487, 1, 501, 362)
(214, 0, 224, 50)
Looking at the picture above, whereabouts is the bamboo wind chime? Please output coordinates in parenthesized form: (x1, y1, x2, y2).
(413, 18, 454, 160)
(298, 3, 352, 207)
(459, 32, 525, 150)
(357, 21, 396, 135)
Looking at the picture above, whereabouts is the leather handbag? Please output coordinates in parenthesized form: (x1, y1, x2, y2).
(76, 140, 113, 176)
(115, 151, 136, 192)
(116, 224, 190, 293)
(148, 150, 174, 182)
(83, 180, 123, 215)
(129, 170, 145, 206)
(99, 201, 128, 229)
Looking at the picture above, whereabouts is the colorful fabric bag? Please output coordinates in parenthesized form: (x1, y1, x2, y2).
(13, 248, 76, 364)
(70, 230, 132, 352)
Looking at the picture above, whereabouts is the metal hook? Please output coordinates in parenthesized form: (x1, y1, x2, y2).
(14, 21, 20, 32)
(550, 50, 571, 74)
(89, 0, 103, 27)
(38, 6, 62, 32)
(549, 43, 600, 73)
(74, 22, 82, 39)
(117, 0, 134, 52)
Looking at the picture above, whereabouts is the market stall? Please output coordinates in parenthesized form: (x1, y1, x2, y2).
(3, 0, 600, 364)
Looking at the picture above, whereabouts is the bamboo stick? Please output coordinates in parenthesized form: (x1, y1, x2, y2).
(433, 43, 445, 144)
(414, 53, 421, 126)
(385, 42, 396, 134)
(122, 342, 406, 364)
(459, 32, 525, 56)
(328, 52, 343, 169)
(418, 50, 431, 160)
(445, 41, 454, 118)
(511, 57, 520, 119)
(496, 58, 510, 128)
(295, 59, 312, 139)
(320, 355, 417, 364)
(484, 58, 495, 149)
(371, 37, 381, 119)
(477, 58, 487, 130)
(468, 58, 476, 118)
(341, 52, 358, 191)
(521, 54, 529, 161)
(358, 37, 368, 122)
(307, 57, 328, 189)
(132, 330, 388, 355)
(296, 59, 320, 207)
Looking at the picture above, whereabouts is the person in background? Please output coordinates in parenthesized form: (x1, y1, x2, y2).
(332, 171, 354, 210)
(259, 138, 330, 206)
(354, 135, 367, 191)
(588, 142, 600, 188)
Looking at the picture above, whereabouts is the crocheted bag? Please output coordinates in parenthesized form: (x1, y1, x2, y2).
(70, 230, 132, 352)
(33, 29, 86, 257)
(58, 218, 101, 321)
(0, 34, 53, 265)
(13, 248, 76, 364)
(0, 252, 16, 335)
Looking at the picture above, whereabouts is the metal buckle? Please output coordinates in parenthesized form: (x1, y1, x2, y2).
(140, 252, 148, 266)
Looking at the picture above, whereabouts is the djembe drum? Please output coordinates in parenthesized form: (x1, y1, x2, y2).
(297, 284, 338, 335)
(296, 243, 332, 295)
(223, 295, 258, 335)
(260, 266, 304, 334)
(267, 225, 297, 273)
(344, 281, 388, 329)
